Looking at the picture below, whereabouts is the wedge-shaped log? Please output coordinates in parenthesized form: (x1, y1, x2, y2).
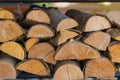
(0, 54, 17, 79)
(16, 59, 50, 76)
(27, 24, 54, 39)
(44, 8, 78, 31)
(108, 43, 120, 63)
(107, 28, 120, 41)
(0, 9, 15, 19)
(106, 11, 120, 28)
(84, 57, 115, 79)
(28, 42, 56, 64)
(84, 31, 110, 51)
(0, 41, 25, 60)
(54, 61, 83, 80)
(25, 9, 50, 25)
(55, 41, 100, 60)
(55, 30, 79, 45)
(0, 20, 24, 42)
(25, 38, 39, 52)
(66, 9, 111, 32)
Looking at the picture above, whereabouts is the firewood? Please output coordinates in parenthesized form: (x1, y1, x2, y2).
(55, 40, 100, 61)
(25, 38, 39, 52)
(44, 8, 79, 31)
(0, 41, 26, 60)
(66, 9, 111, 32)
(0, 20, 24, 42)
(27, 24, 55, 39)
(84, 31, 111, 51)
(107, 28, 120, 41)
(54, 60, 83, 80)
(28, 42, 56, 64)
(0, 54, 17, 79)
(108, 42, 120, 63)
(84, 57, 115, 79)
(0, 9, 15, 20)
(65, 9, 92, 30)
(106, 11, 120, 28)
(54, 29, 79, 45)
(24, 9, 50, 25)
(16, 59, 50, 76)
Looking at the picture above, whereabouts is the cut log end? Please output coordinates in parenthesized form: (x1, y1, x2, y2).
(55, 30, 79, 45)
(55, 41, 100, 61)
(84, 16, 111, 32)
(28, 42, 56, 64)
(0, 10, 15, 20)
(108, 43, 120, 63)
(57, 18, 79, 31)
(25, 38, 39, 52)
(0, 41, 25, 60)
(27, 24, 54, 39)
(84, 31, 110, 51)
(85, 57, 115, 79)
(26, 10, 50, 24)
(0, 20, 24, 42)
(54, 61, 83, 80)
(16, 59, 50, 76)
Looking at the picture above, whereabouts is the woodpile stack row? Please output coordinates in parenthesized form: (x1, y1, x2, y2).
(0, 6, 120, 79)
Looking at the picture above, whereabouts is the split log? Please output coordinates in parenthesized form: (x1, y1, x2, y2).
(0, 20, 24, 42)
(54, 60, 83, 80)
(44, 8, 79, 31)
(0, 54, 17, 79)
(107, 28, 120, 41)
(84, 31, 111, 51)
(27, 24, 55, 39)
(108, 42, 120, 63)
(16, 59, 50, 76)
(0, 41, 26, 60)
(66, 9, 111, 32)
(84, 57, 115, 79)
(28, 42, 56, 64)
(25, 38, 39, 52)
(0, 9, 15, 20)
(55, 40, 100, 61)
(54, 29, 79, 45)
(24, 9, 50, 26)
(106, 11, 120, 28)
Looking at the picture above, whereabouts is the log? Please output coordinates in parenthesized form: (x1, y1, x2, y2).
(55, 40, 100, 61)
(0, 41, 26, 60)
(16, 59, 50, 76)
(84, 57, 115, 79)
(84, 31, 111, 51)
(28, 42, 56, 64)
(54, 29, 79, 45)
(44, 8, 79, 31)
(65, 9, 92, 30)
(54, 60, 83, 80)
(27, 24, 55, 39)
(24, 9, 50, 25)
(0, 20, 24, 42)
(106, 11, 120, 28)
(65, 9, 111, 32)
(0, 54, 17, 79)
(108, 42, 120, 63)
(0, 9, 15, 20)
(25, 38, 39, 52)
(107, 28, 120, 41)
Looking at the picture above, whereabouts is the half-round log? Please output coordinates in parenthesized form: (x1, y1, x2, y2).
(55, 40, 100, 60)
(16, 59, 50, 76)
(84, 57, 115, 79)
(0, 41, 25, 60)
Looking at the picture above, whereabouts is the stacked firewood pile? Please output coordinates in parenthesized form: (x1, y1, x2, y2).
(0, 6, 120, 80)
